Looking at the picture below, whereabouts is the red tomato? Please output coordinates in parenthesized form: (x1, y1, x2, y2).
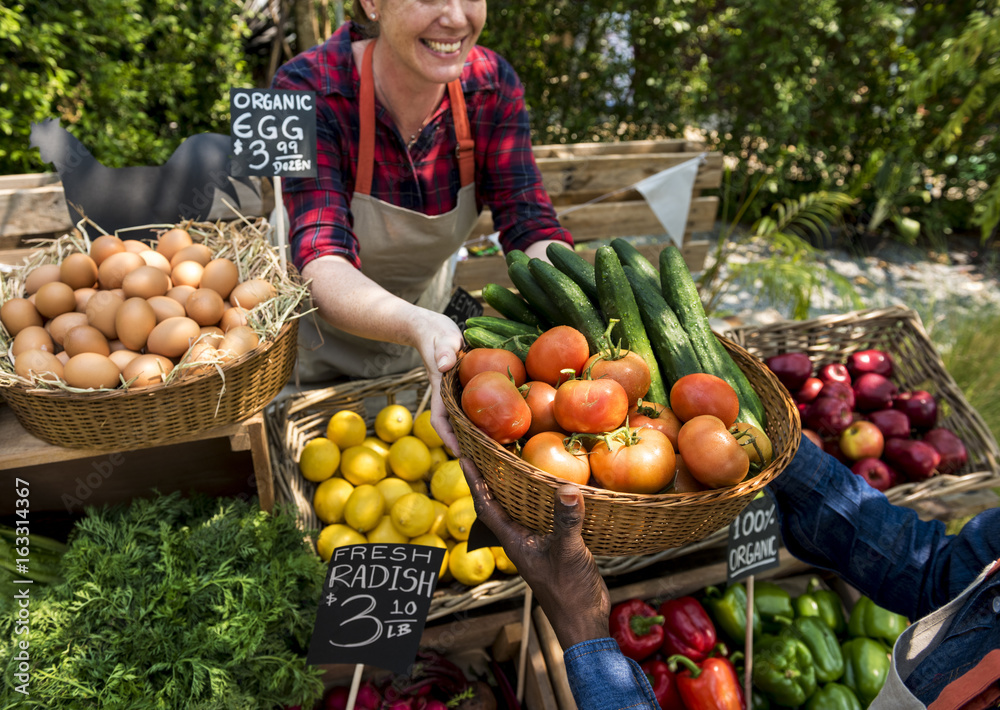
(522, 381, 563, 439)
(525, 326, 590, 387)
(583, 350, 651, 408)
(459, 347, 527, 387)
(461, 370, 532, 444)
(590, 428, 676, 493)
(676, 414, 749, 488)
(521, 431, 591, 485)
(671, 454, 709, 493)
(553, 377, 629, 434)
(627, 401, 682, 450)
(670, 373, 740, 427)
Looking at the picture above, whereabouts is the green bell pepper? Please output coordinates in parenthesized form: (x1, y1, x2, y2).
(752, 635, 817, 707)
(703, 584, 762, 646)
(847, 596, 908, 647)
(805, 682, 862, 710)
(780, 616, 844, 683)
(795, 577, 847, 636)
(841, 637, 891, 706)
(755, 580, 795, 633)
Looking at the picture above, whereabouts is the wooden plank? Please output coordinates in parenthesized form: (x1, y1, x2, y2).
(0, 173, 61, 190)
(492, 621, 524, 663)
(533, 608, 578, 710)
(524, 620, 559, 710)
(0, 247, 41, 266)
(0, 184, 73, 243)
(532, 139, 689, 159)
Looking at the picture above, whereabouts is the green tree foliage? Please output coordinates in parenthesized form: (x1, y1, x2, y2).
(0, 0, 253, 173)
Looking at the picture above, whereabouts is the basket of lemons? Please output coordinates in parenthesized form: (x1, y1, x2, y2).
(267, 368, 526, 620)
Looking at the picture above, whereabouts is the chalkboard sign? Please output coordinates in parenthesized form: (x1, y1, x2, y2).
(726, 492, 781, 584)
(307, 543, 445, 674)
(229, 88, 317, 177)
(445, 286, 484, 331)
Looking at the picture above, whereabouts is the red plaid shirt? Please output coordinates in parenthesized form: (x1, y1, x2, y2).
(272, 22, 572, 271)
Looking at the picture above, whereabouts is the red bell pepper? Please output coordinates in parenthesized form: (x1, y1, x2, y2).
(667, 654, 745, 710)
(640, 659, 685, 710)
(609, 599, 665, 662)
(659, 595, 718, 662)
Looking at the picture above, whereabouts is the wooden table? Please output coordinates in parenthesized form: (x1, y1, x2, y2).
(0, 405, 274, 516)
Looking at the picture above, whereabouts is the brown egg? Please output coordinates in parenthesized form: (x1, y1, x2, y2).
(63, 324, 111, 357)
(199, 258, 239, 299)
(170, 260, 204, 288)
(198, 326, 225, 345)
(90, 235, 126, 266)
(14, 349, 64, 383)
(169, 243, 213, 269)
(108, 349, 142, 370)
(147, 295, 186, 323)
(1, 298, 43, 336)
(146, 316, 201, 358)
(122, 353, 175, 388)
(219, 325, 260, 362)
(115, 297, 158, 352)
(55, 351, 70, 365)
(63, 352, 121, 389)
(184, 288, 225, 327)
(180, 341, 220, 377)
(98, 251, 145, 290)
(166, 284, 196, 309)
(12, 325, 54, 356)
(84, 290, 125, 340)
(219, 306, 250, 332)
(138, 249, 172, 276)
(123, 239, 152, 254)
(122, 265, 170, 299)
(110, 288, 126, 300)
(108, 339, 128, 353)
(47, 312, 89, 345)
(74, 287, 97, 313)
(24, 264, 61, 295)
(34, 281, 77, 319)
(156, 228, 193, 260)
(60, 253, 99, 290)
(229, 278, 276, 310)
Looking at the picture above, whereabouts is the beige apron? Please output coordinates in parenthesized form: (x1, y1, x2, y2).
(297, 40, 478, 382)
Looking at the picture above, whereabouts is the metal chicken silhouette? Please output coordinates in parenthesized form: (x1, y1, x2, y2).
(29, 118, 256, 242)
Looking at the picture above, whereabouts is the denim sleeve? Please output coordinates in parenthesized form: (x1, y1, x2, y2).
(563, 638, 659, 710)
(768, 435, 1000, 620)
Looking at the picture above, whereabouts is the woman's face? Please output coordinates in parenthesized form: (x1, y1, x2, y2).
(372, 0, 486, 86)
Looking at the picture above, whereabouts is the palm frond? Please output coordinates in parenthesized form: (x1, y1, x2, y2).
(752, 191, 856, 244)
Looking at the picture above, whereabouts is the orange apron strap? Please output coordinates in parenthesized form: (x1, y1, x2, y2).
(356, 40, 377, 195)
(447, 79, 475, 187)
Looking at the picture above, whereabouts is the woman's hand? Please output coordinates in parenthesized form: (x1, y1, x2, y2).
(412, 311, 464, 456)
(461, 457, 611, 649)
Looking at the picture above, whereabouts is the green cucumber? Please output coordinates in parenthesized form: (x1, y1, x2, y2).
(528, 258, 606, 352)
(611, 238, 660, 293)
(464, 315, 539, 338)
(481, 283, 544, 328)
(546, 243, 599, 304)
(505, 249, 530, 268)
(623, 264, 702, 390)
(594, 246, 668, 404)
(463, 327, 536, 361)
(659, 245, 767, 427)
(507, 260, 561, 328)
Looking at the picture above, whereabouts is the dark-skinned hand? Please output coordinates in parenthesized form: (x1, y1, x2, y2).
(460, 457, 611, 650)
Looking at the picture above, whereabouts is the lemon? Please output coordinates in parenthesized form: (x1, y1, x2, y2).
(430, 460, 471, 505)
(408, 479, 429, 496)
(316, 524, 366, 562)
(446, 495, 477, 541)
(413, 410, 444, 449)
(340, 445, 387, 486)
(390, 492, 435, 538)
(427, 499, 450, 539)
(448, 541, 495, 586)
(428, 446, 450, 471)
(374, 404, 413, 443)
(361, 436, 391, 458)
(388, 435, 432, 482)
(367, 515, 409, 544)
(375, 477, 414, 510)
(298, 437, 340, 483)
(313, 476, 354, 524)
(410, 533, 449, 578)
(491, 546, 518, 575)
(343, 484, 385, 532)
(326, 410, 367, 449)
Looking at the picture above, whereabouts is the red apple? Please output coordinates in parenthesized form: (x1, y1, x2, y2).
(802, 428, 824, 448)
(867, 408, 911, 440)
(796, 377, 825, 404)
(846, 349, 894, 380)
(883, 438, 941, 481)
(765, 352, 814, 393)
(921, 428, 968, 475)
(804, 396, 854, 437)
(818, 362, 852, 386)
(853, 372, 899, 412)
(851, 457, 900, 491)
(820, 379, 856, 410)
(893, 390, 938, 431)
(839, 420, 885, 461)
